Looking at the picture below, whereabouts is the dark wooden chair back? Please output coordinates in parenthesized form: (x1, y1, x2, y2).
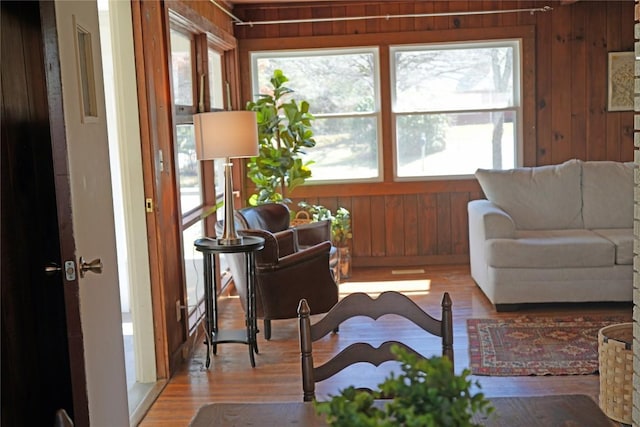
(297, 291, 453, 402)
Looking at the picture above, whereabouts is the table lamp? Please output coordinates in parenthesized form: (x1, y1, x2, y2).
(194, 110, 258, 245)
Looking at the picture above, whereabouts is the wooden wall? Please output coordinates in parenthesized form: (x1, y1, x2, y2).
(233, 0, 635, 267)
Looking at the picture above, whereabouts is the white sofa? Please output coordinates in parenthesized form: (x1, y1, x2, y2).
(468, 159, 634, 311)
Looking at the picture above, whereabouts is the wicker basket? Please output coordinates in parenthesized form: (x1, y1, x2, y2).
(290, 210, 312, 227)
(598, 322, 633, 425)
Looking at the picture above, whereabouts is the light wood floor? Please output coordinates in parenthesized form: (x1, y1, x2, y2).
(139, 265, 631, 426)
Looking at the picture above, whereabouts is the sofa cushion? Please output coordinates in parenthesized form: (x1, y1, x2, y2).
(582, 161, 634, 229)
(475, 159, 583, 230)
(486, 229, 615, 268)
(592, 228, 633, 265)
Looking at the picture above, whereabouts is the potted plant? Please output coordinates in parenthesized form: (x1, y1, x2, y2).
(314, 346, 493, 427)
(297, 202, 353, 279)
(331, 207, 352, 279)
(245, 69, 316, 205)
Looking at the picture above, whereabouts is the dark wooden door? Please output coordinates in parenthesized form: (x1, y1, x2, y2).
(1, 2, 87, 425)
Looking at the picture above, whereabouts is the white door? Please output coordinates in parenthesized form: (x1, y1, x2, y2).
(54, 1, 129, 425)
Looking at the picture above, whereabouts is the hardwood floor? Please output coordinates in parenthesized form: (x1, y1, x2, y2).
(139, 265, 631, 426)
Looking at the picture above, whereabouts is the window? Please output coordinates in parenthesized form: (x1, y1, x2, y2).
(207, 48, 227, 206)
(251, 48, 382, 182)
(208, 49, 224, 110)
(392, 40, 521, 179)
(170, 29, 202, 214)
(206, 48, 231, 288)
(170, 27, 204, 330)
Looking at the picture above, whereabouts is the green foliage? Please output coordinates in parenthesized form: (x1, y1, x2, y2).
(314, 346, 493, 427)
(246, 70, 316, 205)
(331, 207, 352, 247)
(297, 202, 352, 247)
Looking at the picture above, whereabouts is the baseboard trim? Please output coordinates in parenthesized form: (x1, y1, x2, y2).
(353, 255, 469, 267)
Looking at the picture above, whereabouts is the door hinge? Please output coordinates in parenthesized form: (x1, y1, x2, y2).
(145, 198, 153, 213)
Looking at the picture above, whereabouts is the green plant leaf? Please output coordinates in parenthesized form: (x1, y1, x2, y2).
(315, 345, 493, 426)
(246, 70, 316, 205)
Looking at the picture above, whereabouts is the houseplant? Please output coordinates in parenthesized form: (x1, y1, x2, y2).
(331, 207, 352, 279)
(297, 202, 353, 279)
(314, 346, 493, 427)
(245, 69, 316, 205)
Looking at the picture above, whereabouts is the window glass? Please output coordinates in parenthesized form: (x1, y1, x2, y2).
(311, 116, 379, 181)
(170, 30, 193, 106)
(214, 158, 225, 207)
(396, 111, 516, 177)
(170, 26, 207, 331)
(176, 124, 202, 213)
(208, 50, 226, 220)
(170, 29, 202, 215)
(392, 40, 520, 178)
(252, 49, 381, 182)
(208, 49, 225, 109)
(182, 220, 204, 319)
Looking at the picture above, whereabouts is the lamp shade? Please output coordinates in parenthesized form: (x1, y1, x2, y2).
(194, 110, 259, 160)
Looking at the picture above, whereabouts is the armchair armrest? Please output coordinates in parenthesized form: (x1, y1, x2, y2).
(276, 241, 332, 270)
(254, 241, 331, 272)
(239, 229, 280, 264)
(294, 220, 331, 248)
(240, 228, 303, 266)
(273, 229, 296, 257)
(255, 241, 338, 320)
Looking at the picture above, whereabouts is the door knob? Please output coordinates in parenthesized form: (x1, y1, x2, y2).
(79, 257, 102, 277)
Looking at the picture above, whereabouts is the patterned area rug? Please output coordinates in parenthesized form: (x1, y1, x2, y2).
(467, 315, 630, 376)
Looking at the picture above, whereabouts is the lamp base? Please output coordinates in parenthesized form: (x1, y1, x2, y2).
(217, 159, 243, 246)
(217, 236, 244, 246)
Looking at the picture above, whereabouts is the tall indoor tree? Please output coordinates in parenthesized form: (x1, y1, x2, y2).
(246, 69, 316, 205)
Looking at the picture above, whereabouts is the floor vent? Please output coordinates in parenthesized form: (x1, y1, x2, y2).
(391, 269, 425, 275)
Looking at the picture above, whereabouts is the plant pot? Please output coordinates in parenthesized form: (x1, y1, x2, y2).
(338, 246, 351, 280)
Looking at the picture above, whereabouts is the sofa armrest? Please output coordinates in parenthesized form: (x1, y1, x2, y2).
(468, 199, 515, 293)
(468, 199, 516, 239)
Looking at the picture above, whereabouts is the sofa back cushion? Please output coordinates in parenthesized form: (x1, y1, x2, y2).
(582, 161, 634, 229)
(475, 159, 583, 230)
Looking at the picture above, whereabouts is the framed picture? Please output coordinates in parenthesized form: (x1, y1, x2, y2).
(607, 51, 634, 112)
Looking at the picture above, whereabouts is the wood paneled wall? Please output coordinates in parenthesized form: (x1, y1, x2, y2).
(233, 1, 635, 267)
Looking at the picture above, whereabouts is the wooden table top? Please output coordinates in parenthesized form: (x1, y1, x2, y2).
(190, 394, 616, 426)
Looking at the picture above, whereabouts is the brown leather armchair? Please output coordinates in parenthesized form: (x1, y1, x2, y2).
(235, 203, 339, 276)
(225, 204, 339, 340)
